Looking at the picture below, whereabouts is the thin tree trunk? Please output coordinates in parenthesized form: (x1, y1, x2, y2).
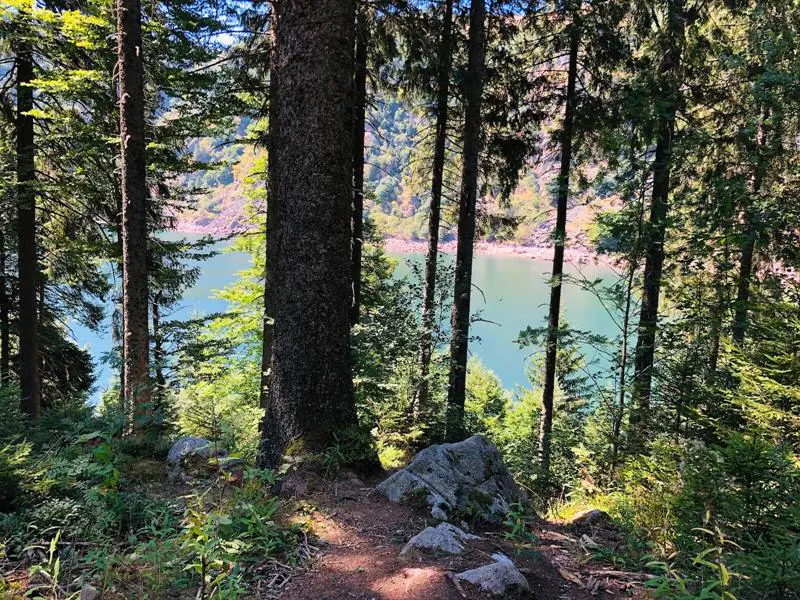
(629, 0, 685, 445)
(259, 0, 359, 467)
(350, 9, 369, 325)
(537, 28, 579, 477)
(609, 261, 635, 475)
(732, 112, 768, 344)
(259, 14, 279, 411)
(118, 0, 150, 425)
(152, 295, 165, 393)
(16, 48, 41, 419)
(414, 0, 454, 421)
(445, 0, 486, 442)
(0, 226, 9, 385)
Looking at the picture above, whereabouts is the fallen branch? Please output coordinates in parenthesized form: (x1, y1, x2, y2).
(446, 571, 468, 598)
(591, 569, 656, 581)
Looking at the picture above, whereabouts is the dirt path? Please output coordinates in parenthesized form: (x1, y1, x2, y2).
(281, 476, 648, 600)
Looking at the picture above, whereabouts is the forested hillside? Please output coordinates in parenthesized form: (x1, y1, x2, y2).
(178, 99, 612, 251)
(1, 0, 799, 599)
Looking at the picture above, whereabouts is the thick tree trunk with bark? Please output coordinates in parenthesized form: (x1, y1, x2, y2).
(0, 227, 9, 385)
(117, 0, 150, 425)
(415, 0, 454, 421)
(259, 16, 279, 411)
(538, 29, 579, 477)
(629, 0, 685, 444)
(350, 9, 369, 325)
(16, 49, 41, 419)
(445, 0, 486, 442)
(259, 0, 359, 467)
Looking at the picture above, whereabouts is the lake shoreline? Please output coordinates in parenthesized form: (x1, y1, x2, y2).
(173, 225, 614, 268)
(381, 237, 614, 267)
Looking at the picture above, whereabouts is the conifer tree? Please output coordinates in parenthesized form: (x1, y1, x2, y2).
(117, 0, 151, 423)
(415, 0, 454, 420)
(259, 0, 360, 466)
(445, 0, 486, 442)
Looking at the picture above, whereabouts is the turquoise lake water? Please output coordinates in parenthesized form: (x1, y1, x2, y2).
(74, 235, 619, 401)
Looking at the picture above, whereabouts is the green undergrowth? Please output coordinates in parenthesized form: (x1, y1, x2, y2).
(0, 400, 311, 599)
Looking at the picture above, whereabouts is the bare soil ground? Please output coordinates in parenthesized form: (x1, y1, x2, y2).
(281, 475, 649, 600)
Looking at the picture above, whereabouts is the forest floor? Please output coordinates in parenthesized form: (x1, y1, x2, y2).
(281, 474, 651, 600)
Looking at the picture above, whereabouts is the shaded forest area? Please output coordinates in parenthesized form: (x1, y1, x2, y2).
(1, 0, 799, 598)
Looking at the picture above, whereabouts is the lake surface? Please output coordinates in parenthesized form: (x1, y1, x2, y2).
(75, 234, 619, 402)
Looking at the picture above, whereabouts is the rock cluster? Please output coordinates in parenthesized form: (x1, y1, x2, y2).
(375, 434, 527, 523)
(379, 435, 533, 596)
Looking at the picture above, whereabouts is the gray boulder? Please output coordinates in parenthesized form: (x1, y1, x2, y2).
(167, 437, 227, 481)
(375, 435, 527, 523)
(399, 523, 481, 559)
(455, 553, 530, 596)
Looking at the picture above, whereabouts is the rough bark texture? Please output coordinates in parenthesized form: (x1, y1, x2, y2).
(259, 16, 278, 411)
(259, 0, 359, 468)
(0, 226, 9, 385)
(415, 0, 454, 420)
(445, 0, 486, 442)
(350, 9, 368, 325)
(16, 49, 41, 419)
(630, 0, 685, 442)
(538, 29, 579, 477)
(118, 0, 151, 424)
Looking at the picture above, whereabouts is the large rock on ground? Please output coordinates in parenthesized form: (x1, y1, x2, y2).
(376, 435, 527, 523)
(455, 553, 530, 596)
(399, 523, 481, 559)
(167, 437, 228, 481)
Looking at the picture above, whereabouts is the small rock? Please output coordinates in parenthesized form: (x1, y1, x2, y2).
(80, 584, 99, 600)
(570, 508, 611, 528)
(455, 553, 530, 596)
(375, 435, 528, 523)
(166, 437, 227, 482)
(580, 533, 601, 550)
(399, 523, 481, 559)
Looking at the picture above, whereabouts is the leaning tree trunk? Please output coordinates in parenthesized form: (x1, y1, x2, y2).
(0, 226, 9, 385)
(414, 0, 454, 421)
(117, 0, 150, 426)
(350, 9, 369, 325)
(732, 112, 768, 344)
(538, 28, 579, 478)
(629, 0, 685, 447)
(16, 48, 41, 419)
(259, 0, 359, 467)
(445, 0, 486, 442)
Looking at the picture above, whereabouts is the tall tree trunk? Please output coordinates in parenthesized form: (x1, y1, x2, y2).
(537, 28, 579, 477)
(16, 48, 41, 419)
(414, 0, 454, 421)
(259, 14, 279, 411)
(0, 226, 9, 385)
(445, 0, 486, 442)
(629, 0, 684, 445)
(732, 112, 768, 344)
(350, 9, 369, 325)
(118, 0, 150, 426)
(259, 0, 359, 467)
